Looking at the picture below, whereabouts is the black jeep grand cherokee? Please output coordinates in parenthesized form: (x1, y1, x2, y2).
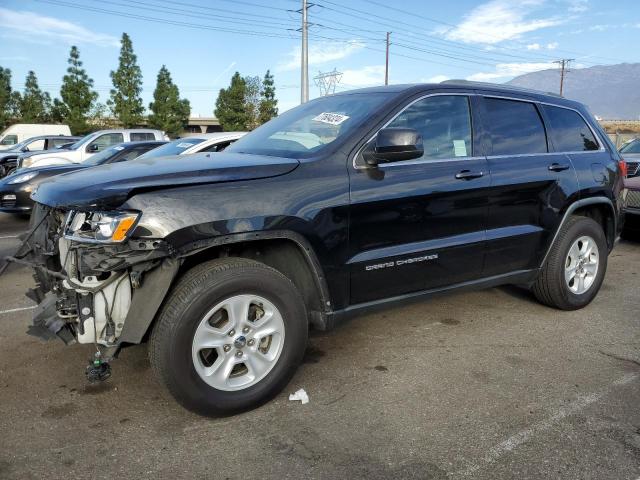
(14, 82, 624, 415)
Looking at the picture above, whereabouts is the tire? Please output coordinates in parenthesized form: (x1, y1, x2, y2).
(532, 215, 608, 310)
(149, 257, 308, 416)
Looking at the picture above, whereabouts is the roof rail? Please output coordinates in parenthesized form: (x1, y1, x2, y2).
(439, 79, 563, 98)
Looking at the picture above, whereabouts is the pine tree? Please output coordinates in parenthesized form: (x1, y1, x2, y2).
(148, 65, 190, 137)
(258, 70, 278, 125)
(0, 67, 14, 129)
(60, 46, 98, 134)
(108, 33, 144, 127)
(18, 71, 51, 123)
(50, 98, 68, 124)
(214, 72, 249, 131)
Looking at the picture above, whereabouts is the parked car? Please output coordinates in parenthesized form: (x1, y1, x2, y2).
(0, 141, 166, 215)
(14, 82, 624, 416)
(619, 138, 640, 178)
(0, 124, 72, 150)
(621, 176, 640, 237)
(0, 135, 80, 178)
(134, 132, 246, 160)
(17, 129, 169, 169)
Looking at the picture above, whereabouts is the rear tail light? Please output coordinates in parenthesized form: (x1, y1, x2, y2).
(619, 159, 628, 177)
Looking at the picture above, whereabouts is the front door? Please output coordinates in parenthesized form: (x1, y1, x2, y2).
(348, 94, 490, 305)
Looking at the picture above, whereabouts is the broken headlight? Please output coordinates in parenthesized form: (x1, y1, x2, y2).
(64, 210, 140, 244)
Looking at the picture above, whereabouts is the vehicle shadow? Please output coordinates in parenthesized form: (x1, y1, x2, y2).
(496, 284, 538, 304)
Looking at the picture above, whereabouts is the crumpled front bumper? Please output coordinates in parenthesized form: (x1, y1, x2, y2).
(4, 203, 179, 347)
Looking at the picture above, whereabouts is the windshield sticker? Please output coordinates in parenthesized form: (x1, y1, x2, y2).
(177, 142, 193, 148)
(312, 112, 350, 125)
(114, 146, 125, 151)
(453, 140, 467, 157)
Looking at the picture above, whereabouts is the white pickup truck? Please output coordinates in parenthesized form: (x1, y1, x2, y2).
(18, 129, 169, 169)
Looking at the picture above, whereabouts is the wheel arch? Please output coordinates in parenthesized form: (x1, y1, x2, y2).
(176, 230, 332, 330)
(540, 196, 617, 268)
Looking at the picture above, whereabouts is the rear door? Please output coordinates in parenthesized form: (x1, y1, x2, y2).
(479, 96, 579, 275)
(540, 103, 610, 189)
(348, 93, 490, 304)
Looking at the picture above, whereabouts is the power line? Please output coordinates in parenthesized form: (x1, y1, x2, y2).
(360, 0, 628, 64)
(314, 0, 617, 66)
(144, 0, 299, 24)
(90, 0, 297, 30)
(34, 0, 300, 39)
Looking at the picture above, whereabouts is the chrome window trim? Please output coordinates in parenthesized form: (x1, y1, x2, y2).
(352, 92, 474, 170)
(352, 91, 606, 170)
(377, 156, 486, 168)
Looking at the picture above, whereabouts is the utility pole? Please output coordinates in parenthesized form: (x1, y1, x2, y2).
(301, 0, 309, 103)
(554, 58, 573, 96)
(385, 32, 391, 85)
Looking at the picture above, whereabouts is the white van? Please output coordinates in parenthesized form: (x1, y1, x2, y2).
(0, 124, 71, 150)
(19, 129, 169, 169)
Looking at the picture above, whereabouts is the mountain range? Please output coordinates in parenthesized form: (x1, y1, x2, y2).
(506, 63, 640, 120)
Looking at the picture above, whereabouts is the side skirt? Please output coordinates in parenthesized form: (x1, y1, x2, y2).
(325, 269, 539, 330)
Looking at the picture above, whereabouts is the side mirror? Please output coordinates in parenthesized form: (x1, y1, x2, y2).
(88, 144, 99, 152)
(363, 128, 424, 165)
(21, 147, 29, 152)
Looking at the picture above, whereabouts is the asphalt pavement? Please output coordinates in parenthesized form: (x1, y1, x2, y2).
(0, 212, 638, 480)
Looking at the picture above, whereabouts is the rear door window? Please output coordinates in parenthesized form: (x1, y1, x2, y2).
(49, 138, 73, 148)
(542, 105, 599, 152)
(385, 95, 473, 160)
(130, 132, 156, 141)
(484, 98, 547, 155)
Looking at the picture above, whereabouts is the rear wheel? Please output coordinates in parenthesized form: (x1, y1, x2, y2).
(532, 216, 607, 310)
(149, 258, 308, 416)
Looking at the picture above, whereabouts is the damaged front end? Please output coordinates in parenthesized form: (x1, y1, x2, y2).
(8, 203, 179, 355)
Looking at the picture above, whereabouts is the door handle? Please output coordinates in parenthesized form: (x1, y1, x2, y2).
(548, 163, 570, 172)
(455, 170, 484, 180)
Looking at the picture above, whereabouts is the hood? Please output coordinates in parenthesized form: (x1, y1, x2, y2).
(8, 145, 74, 161)
(32, 164, 88, 175)
(0, 149, 21, 160)
(624, 176, 640, 191)
(32, 152, 300, 209)
(0, 164, 86, 187)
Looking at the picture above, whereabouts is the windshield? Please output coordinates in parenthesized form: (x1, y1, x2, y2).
(136, 137, 205, 159)
(83, 144, 127, 166)
(5, 138, 33, 151)
(227, 93, 392, 158)
(620, 139, 640, 154)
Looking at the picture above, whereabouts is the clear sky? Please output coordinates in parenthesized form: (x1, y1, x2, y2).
(1, 0, 639, 116)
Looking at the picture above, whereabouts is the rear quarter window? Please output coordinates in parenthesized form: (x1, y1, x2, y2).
(542, 105, 599, 152)
(484, 98, 547, 155)
(130, 132, 156, 141)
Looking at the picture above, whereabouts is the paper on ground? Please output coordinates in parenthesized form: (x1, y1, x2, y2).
(289, 388, 309, 404)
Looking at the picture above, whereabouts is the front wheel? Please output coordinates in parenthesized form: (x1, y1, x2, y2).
(149, 258, 308, 416)
(532, 216, 608, 310)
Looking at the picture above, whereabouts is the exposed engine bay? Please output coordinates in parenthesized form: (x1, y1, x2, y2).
(5, 204, 175, 356)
